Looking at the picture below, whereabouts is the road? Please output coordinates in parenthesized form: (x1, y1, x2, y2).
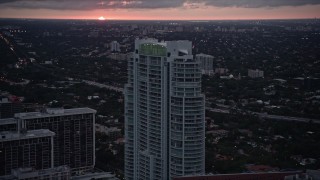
(83, 80, 124, 93)
(206, 107, 320, 124)
(257, 113, 320, 124)
(78, 81, 320, 125)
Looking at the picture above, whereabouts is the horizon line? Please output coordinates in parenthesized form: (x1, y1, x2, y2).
(0, 17, 318, 21)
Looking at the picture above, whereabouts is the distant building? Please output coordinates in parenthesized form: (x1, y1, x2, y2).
(173, 171, 302, 180)
(298, 77, 320, 89)
(0, 98, 23, 119)
(108, 53, 132, 61)
(206, 129, 228, 137)
(248, 69, 264, 78)
(285, 170, 320, 180)
(44, 60, 53, 65)
(220, 74, 234, 79)
(14, 108, 96, 175)
(111, 41, 121, 52)
(196, 54, 214, 75)
(245, 164, 277, 172)
(214, 68, 229, 75)
(95, 124, 121, 141)
(88, 30, 99, 38)
(0, 129, 55, 176)
(176, 26, 184, 32)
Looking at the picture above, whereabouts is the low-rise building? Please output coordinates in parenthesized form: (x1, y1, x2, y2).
(215, 68, 229, 75)
(285, 170, 320, 180)
(248, 69, 264, 78)
(95, 124, 121, 141)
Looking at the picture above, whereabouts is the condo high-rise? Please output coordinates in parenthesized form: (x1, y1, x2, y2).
(125, 39, 205, 180)
(14, 108, 96, 175)
(0, 129, 55, 176)
(196, 54, 214, 75)
(0, 98, 23, 119)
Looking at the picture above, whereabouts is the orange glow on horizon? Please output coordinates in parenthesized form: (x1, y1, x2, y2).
(0, 5, 320, 21)
(98, 16, 106, 20)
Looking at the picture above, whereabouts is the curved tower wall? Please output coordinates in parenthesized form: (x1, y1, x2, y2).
(125, 39, 205, 180)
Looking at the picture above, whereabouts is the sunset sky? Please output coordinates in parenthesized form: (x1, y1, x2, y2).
(0, 0, 320, 20)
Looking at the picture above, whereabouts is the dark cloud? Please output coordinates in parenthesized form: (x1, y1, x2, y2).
(0, 0, 319, 10)
(203, 0, 320, 8)
(0, 0, 186, 10)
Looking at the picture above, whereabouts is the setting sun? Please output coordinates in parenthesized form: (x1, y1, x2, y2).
(98, 16, 105, 21)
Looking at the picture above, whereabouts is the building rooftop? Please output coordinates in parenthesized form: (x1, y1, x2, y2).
(71, 172, 118, 180)
(14, 107, 96, 119)
(11, 166, 70, 179)
(0, 118, 17, 126)
(0, 97, 9, 103)
(196, 53, 214, 58)
(95, 124, 121, 134)
(135, 38, 193, 56)
(0, 129, 55, 142)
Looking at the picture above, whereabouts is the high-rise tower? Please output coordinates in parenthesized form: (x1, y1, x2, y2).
(125, 39, 205, 180)
(0, 129, 55, 176)
(15, 108, 96, 175)
(196, 54, 214, 75)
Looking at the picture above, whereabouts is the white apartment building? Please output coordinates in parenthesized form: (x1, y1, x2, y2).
(111, 41, 121, 52)
(125, 39, 205, 180)
(196, 53, 214, 75)
(248, 69, 264, 78)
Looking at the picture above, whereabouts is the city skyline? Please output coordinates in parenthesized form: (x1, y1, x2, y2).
(0, 0, 320, 20)
(1, 14, 320, 179)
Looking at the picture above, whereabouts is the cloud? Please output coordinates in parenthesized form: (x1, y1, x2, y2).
(203, 0, 320, 8)
(0, 0, 185, 10)
(0, 0, 319, 10)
